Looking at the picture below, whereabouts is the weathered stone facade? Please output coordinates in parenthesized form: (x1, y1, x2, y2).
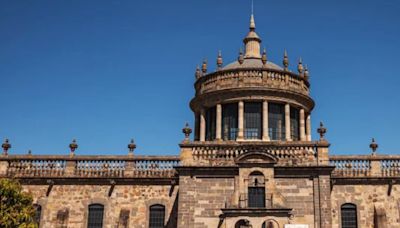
(0, 11, 398, 228)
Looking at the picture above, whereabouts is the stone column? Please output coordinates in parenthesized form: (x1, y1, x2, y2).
(300, 109, 306, 141)
(200, 109, 206, 142)
(216, 104, 222, 141)
(194, 113, 199, 141)
(306, 114, 312, 141)
(237, 101, 244, 140)
(262, 101, 270, 141)
(285, 103, 291, 141)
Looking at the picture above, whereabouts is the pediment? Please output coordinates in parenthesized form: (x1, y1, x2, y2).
(235, 151, 278, 165)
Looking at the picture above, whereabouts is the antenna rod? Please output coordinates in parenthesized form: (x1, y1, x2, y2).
(251, 0, 254, 15)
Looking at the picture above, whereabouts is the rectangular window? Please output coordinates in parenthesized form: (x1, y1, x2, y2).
(248, 187, 265, 208)
(205, 107, 216, 141)
(88, 204, 104, 228)
(244, 102, 262, 139)
(268, 103, 285, 140)
(222, 103, 238, 140)
(290, 107, 300, 140)
(149, 205, 165, 228)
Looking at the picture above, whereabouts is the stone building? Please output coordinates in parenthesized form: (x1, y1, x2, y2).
(0, 13, 398, 228)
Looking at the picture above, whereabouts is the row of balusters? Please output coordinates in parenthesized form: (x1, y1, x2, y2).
(6, 159, 180, 177)
(331, 159, 400, 177)
(201, 70, 308, 94)
(192, 147, 316, 160)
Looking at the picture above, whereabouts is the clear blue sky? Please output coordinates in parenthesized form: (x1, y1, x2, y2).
(1, 0, 399, 156)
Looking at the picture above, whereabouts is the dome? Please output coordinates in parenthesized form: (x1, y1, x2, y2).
(222, 58, 283, 71)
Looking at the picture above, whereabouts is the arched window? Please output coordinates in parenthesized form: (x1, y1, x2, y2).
(149, 204, 165, 228)
(341, 203, 357, 228)
(33, 204, 41, 225)
(262, 221, 275, 228)
(235, 219, 251, 228)
(88, 204, 104, 228)
(222, 103, 238, 140)
(248, 171, 265, 208)
(244, 102, 262, 139)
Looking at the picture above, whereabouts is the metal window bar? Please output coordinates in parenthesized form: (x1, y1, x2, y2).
(222, 103, 238, 140)
(34, 204, 41, 225)
(244, 102, 262, 139)
(248, 187, 266, 208)
(149, 205, 165, 228)
(205, 107, 216, 140)
(268, 103, 285, 140)
(341, 204, 357, 228)
(290, 107, 300, 141)
(88, 204, 104, 228)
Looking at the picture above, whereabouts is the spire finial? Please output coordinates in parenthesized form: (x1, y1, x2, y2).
(370, 138, 378, 155)
(297, 57, 304, 74)
(217, 50, 223, 69)
(304, 65, 309, 80)
(201, 59, 207, 74)
(69, 139, 78, 157)
(238, 48, 244, 64)
(283, 49, 289, 71)
(128, 139, 136, 156)
(2, 139, 11, 156)
(262, 48, 267, 65)
(195, 65, 201, 79)
(250, 14, 256, 30)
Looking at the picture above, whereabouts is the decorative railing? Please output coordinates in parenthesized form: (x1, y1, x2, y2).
(195, 68, 310, 96)
(0, 155, 180, 178)
(330, 155, 400, 177)
(181, 141, 324, 166)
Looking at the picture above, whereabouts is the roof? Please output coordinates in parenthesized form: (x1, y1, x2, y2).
(222, 58, 283, 71)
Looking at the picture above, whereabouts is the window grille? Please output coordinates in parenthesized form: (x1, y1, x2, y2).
(222, 103, 238, 140)
(88, 204, 104, 228)
(341, 203, 357, 228)
(149, 204, 165, 228)
(244, 102, 262, 139)
(205, 107, 216, 140)
(248, 187, 265, 208)
(290, 107, 300, 140)
(33, 204, 41, 225)
(268, 103, 285, 140)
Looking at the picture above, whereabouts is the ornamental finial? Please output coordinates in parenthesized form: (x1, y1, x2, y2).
(217, 50, 223, 69)
(304, 65, 309, 80)
(297, 57, 304, 75)
(238, 48, 244, 65)
(317, 122, 327, 141)
(182, 122, 192, 143)
(262, 48, 267, 65)
(369, 138, 378, 155)
(283, 49, 289, 71)
(69, 139, 78, 157)
(128, 139, 136, 156)
(2, 139, 11, 156)
(195, 65, 201, 79)
(201, 59, 207, 73)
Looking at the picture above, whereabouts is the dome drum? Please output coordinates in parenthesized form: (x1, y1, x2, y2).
(194, 67, 310, 98)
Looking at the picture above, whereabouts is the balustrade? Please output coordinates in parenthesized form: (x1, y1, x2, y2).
(330, 155, 400, 178)
(196, 68, 310, 96)
(0, 156, 179, 178)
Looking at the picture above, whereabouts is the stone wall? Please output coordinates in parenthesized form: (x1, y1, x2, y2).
(274, 178, 315, 227)
(23, 184, 178, 228)
(331, 184, 400, 228)
(177, 176, 235, 228)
